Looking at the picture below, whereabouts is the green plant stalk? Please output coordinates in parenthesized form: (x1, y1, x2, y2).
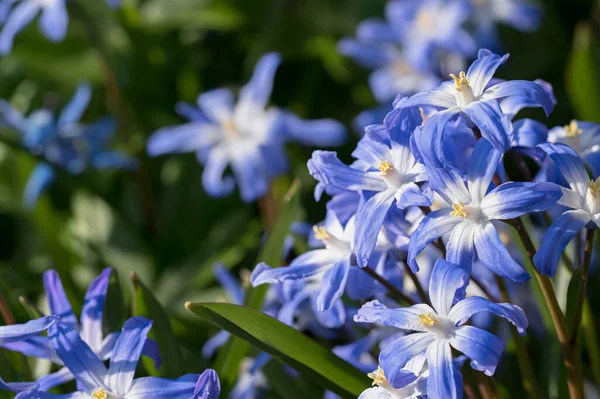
(570, 228, 595, 347)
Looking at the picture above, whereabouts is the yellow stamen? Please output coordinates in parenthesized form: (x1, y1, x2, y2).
(449, 71, 469, 90)
(92, 388, 108, 399)
(590, 177, 600, 198)
(450, 202, 467, 218)
(565, 120, 582, 137)
(367, 365, 388, 386)
(378, 160, 394, 176)
(418, 313, 436, 327)
(313, 225, 330, 241)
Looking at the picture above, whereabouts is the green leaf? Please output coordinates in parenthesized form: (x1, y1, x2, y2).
(104, 269, 126, 333)
(263, 359, 323, 399)
(565, 267, 581, 335)
(214, 182, 302, 392)
(131, 272, 184, 377)
(186, 302, 369, 398)
(566, 22, 600, 123)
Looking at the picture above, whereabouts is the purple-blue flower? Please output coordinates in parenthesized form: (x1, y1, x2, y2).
(16, 317, 220, 399)
(147, 53, 346, 203)
(355, 259, 528, 399)
(401, 49, 554, 168)
(408, 138, 562, 282)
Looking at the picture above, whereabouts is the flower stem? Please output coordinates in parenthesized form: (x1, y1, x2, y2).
(401, 262, 429, 304)
(362, 266, 416, 306)
(0, 293, 15, 325)
(570, 228, 595, 347)
(495, 276, 541, 398)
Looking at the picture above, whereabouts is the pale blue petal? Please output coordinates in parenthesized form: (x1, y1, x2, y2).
(538, 142, 590, 199)
(462, 100, 512, 152)
(450, 325, 503, 376)
(91, 152, 139, 170)
(426, 339, 463, 399)
(147, 123, 219, 156)
(0, 99, 27, 131)
(200, 148, 235, 198)
(0, 316, 58, 344)
(239, 53, 281, 110)
(283, 112, 346, 147)
(125, 374, 205, 399)
(311, 294, 346, 329)
(213, 264, 244, 305)
(193, 369, 221, 399)
(354, 189, 396, 267)
(196, 88, 235, 124)
(533, 209, 591, 277)
(466, 50, 509, 97)
(429, 259, 470, 316)
(0, 0, 40, 54)
(43, 269, 78, 326)
(480, 182, 562, 220)
(356, 19, 397, 42)
(316, 258, 349, 311)
(250, 250, 336, 286)
(380, 333, 434, 389)
(467, 138, 500, 204)
(474, 222, 530, 282)
(426, 165, 471, 206)
(401, 88, 458, 110)
(481, 80, 555, 116)
(80, 268, 112, 353)
(23, 163, 55, 209)
(448, 296, 529, 335)
(354, 300, 432, 332)
(201, 331, 230, 358)
(58, 83, 90, 125)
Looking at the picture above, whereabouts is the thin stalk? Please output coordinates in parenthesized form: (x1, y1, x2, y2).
(362, 266, 416, 306)
(570, 228, 595, 347)
(495, 276, 541, 398)
(476, 373, 499, 399)
(401, 262, 429, 304)
(0, 293, 15, 325)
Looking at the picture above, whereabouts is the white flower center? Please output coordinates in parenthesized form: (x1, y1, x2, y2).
(450, 202, 485, 224)
(450, 71, 475, 108)
(312, 226, 351, 255)
(418, 313, 454, 339)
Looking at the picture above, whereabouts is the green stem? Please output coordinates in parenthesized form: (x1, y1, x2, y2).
(570, 228, 595, 347)
(495, 276, 541, 398)
(362, 266, 416, 306)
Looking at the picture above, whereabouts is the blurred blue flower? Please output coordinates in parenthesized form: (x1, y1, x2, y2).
(0, 83, 138, 208)
(534, 143, 600, 276)
(16, 317, 220, 399)
(355, 259, 528, 399)
(401, 49, 554, 167)
(147, 53, 346, 203)
(409, 139, 561, 282)
(0, 0, 119, 54)
(1, 269, 160, 392)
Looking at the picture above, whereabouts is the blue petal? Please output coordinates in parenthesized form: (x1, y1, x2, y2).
(174, 102, 207, 122)
(58, 83, 90, 125)
(337, 39, 394, 69)
(0, 0, 40, 54)
(448, 296, 529, 335)
(15, 391, 87, 398)
(48, 322, 107, 391)
(196, 88, 235, 124)
(425, 165, 471, 206)
(316, 259, 349, 311)
(480, 182, 562, 220)
(36, 367, 75, 391)
(384, 103, 422, 146)
(23, 163, 55, 209)
(283, 112, 346, 147)
(354, 300, 433, 331)
(354, 189, 396, 267)
(238, 53, 281, 110)
(429, 259, 470, 316)
(380, 333, 434, 389)
(200, 148, 235, 198)
(533, 210, 591, 277)
(356, 19, 397, 42)
(106, 316, 153, 395)
(414, 109, 461, 168)
(307, 150, 387, 192)
(43, 269, 78, 326)
(401, 86, 458, 110)
(276, 289, 311, 326)
(250, 251, 335, 286)
(481, 80, 555, 116)
(474, 222, 530, 283)
(0, 336, 56, 361)
(445, 221, 475, 281)
(408, 208, 461, 272)
(466, 50, 509, 97)
(333, 335, 377, 373)
(467, 138, 500, 204)
(193, 369, 221, 399)
(462, 101, 512, 152)
(80, 268, 112, 353)
(201, 331, 230, 358)
(538, 142, 590, 199)
(426, 339, 463, 399)
(141, 338, 162, 370)
(230, 147, 269, 203)
(0, 316, 58, 344)
(125, 374, 206, 399)
(213, 264, 244, 305)
(0, 99, 27, 131)
(449, 325, 504, 376)
(38, 0, 67, 38)
(311, 294, 346, 329)
(345, 265, 376, 300)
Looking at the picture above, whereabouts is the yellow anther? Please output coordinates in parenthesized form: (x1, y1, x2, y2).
(367, 365, 388, 386)
(450, 71, 469, 90)
(378, 160, 394, 176)
(313, 226, 330, 241)
(450, 202, 467, 218)
(418, 313, 436, 327)
(92, 388, 108, 399)
(590, 177, 600, 198)
(565, 120, 583, 137)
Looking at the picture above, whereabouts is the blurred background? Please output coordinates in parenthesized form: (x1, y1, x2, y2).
(0, 0, 599, 397)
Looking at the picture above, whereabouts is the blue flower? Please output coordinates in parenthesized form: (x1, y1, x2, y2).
(0, 0, 119, 54)
(147, 53, 346, 202)
(408, 138, 561, 282)
(355, 259, 528, 399)
(229, 353, 271, 399)
(534, 143, 600, 276)
(0, 83, 138, 208)
(401, 49, 554, 167)
(16, 317, 220, 399)
(308, 105, 432, 267)
(1, 269, 160, 392)
(546, 120, 600, 177)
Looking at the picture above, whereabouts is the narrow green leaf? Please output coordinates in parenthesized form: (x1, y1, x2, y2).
(186, 302, 369, 398)
(214, 182, 302, 392)
(566, 22, 600, 123)
(131, 272, 183, 377)
(263, 359, 323, 399)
